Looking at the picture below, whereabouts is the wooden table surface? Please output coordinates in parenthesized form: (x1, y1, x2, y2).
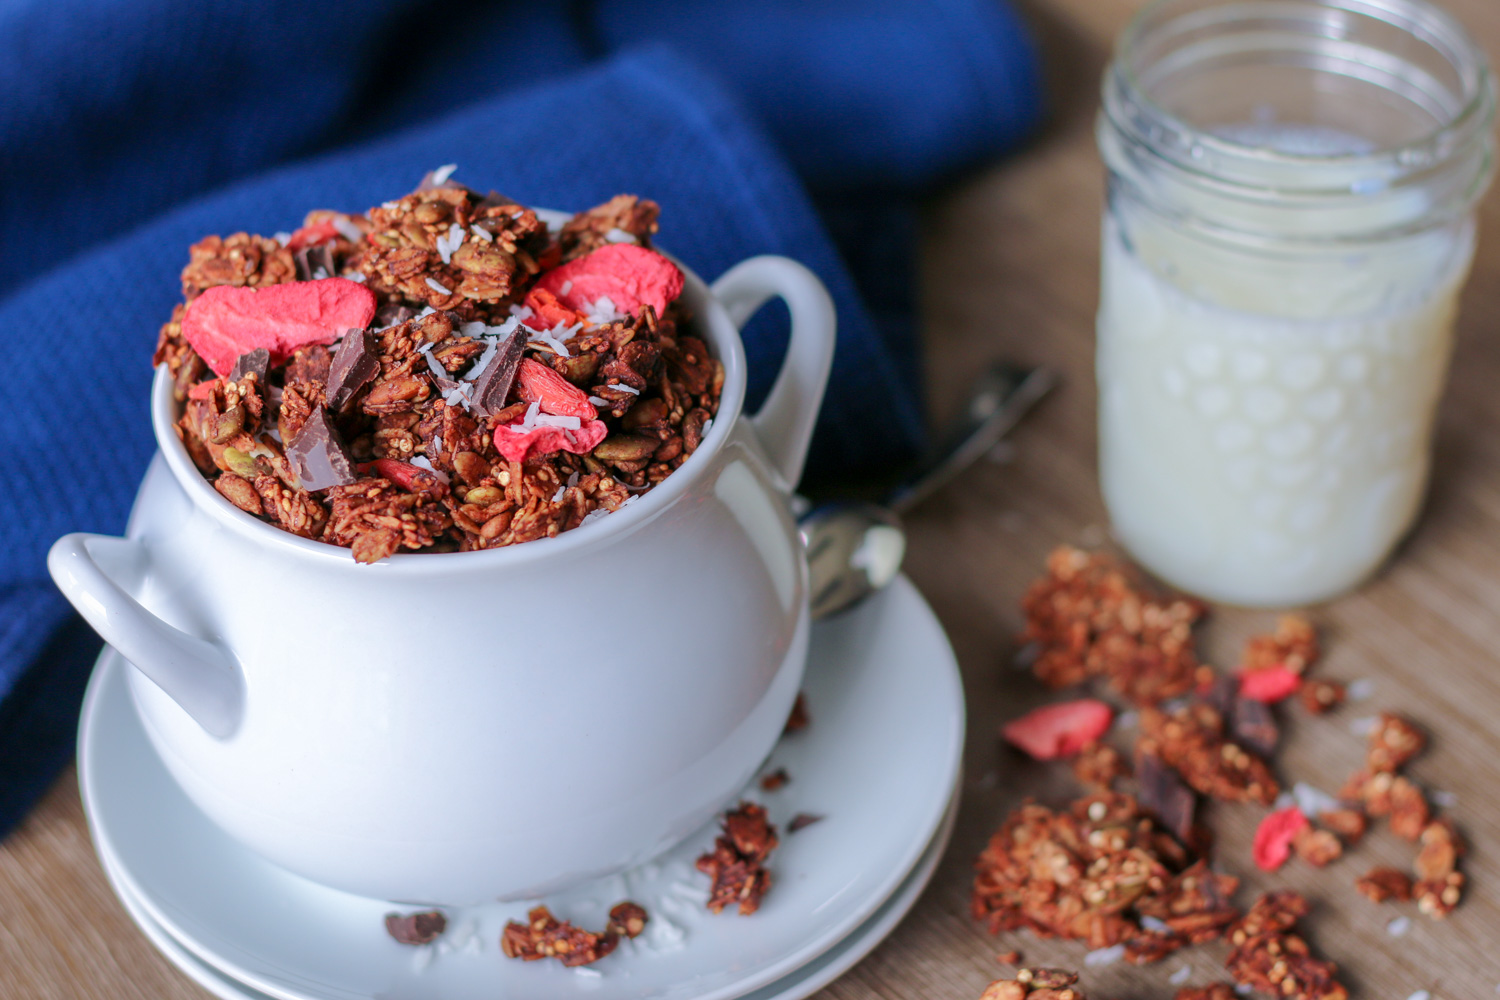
(6, 1, 1500, 997)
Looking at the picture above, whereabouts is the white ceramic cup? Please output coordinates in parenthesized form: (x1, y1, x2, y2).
(49, 244, 835, 905)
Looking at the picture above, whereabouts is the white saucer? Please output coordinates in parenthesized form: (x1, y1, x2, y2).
(80, 575, 964, 1000)
(100, 785, 958, 1000)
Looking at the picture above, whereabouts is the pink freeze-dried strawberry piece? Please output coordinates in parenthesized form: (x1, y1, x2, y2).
(1000, 699, 1114, 760)
(283, 219, 341, 252)
(515, 358, 597, 419)
(493, 417, 608, 464)
(1252, 806, 1309, 871)
(182, 279, 376, 376)
(532, 244, 683, 320)
(1239, 666, 1303, 704)
(521, 286, 586, 331)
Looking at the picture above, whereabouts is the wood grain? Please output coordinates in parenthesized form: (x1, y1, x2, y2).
(4, 1, 1500, 997)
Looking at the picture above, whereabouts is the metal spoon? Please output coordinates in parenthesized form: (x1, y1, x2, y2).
(801, 363, 1054, 620)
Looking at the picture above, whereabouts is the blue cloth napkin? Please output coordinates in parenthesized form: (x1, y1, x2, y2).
(0, 0, 1041, 839)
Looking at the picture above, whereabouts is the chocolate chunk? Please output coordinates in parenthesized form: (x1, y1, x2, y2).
(384, 910, 446, 945)
(1137, 752, 1196, 842)
(375, 303, 418, 328)
(326, 329, 380, 411)
(469, 331, 524, 417)
(228, 348, 269, 386)
(287, 408, 357, 491)
(1198, 672, 1239, 720)
(1232, 697, 1280, 759)
(788, 813, 824, 833)
(293, 243, 337, 282)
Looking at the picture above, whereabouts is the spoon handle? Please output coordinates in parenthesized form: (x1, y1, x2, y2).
(884, 363, 1054, 516)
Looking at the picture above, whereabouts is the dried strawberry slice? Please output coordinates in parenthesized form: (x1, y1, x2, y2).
(515, 358, 597, 419)
(1239, 666, 1302, 704)
(182, 279, 376, 376)
(1000, 699, 1113, 760)
(283, 219, 341, 252)
(532, 244, 683, 320)
(493, 417, 608, 464)
(521, 287, 586, 331)
(1252, 806, 1309, 871)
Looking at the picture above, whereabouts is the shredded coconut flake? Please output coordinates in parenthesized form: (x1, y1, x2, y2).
(1140, 915, 1171, 934)
(273, 231, 292, 246)
(575, 967, 603, 979)
(345, 271, 367, 282)
(1293, 782, 1341, 819)
(1407, 992, 1431, 1000)
(585, 296, 623, 325)
(421, 347, 447, 381)
(425, 277, 452, 295)
(332, 215, 364, 243)
(588, 395, 611, 406)
(1387, 915, 1412, 937)
(604, 227, 638, 244)
(1346, 678, 1376, 701)
(535, 414, 581, 430)
(436, 223, 465, 264)
(431, 163, 458, 185)
(702, 417, 714, 436)
(310, 267, 330, 281)
(509, 304, 534, 320)
(382, 201, 400, 210)
(609, 381, 641, 395)
(561, 280, 574, 295)
(1169, 965, 1192, 985)
(1432, 789, 1459, 808)
(1084, 944, 1125, 967)
(470, 225, 493, 243)
(1350, 715, 1380, 737)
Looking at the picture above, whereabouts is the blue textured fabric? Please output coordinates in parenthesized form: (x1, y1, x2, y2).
(0, 0, 1042, 839)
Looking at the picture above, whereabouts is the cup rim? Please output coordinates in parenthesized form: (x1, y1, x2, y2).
(151, 236, 749, 574)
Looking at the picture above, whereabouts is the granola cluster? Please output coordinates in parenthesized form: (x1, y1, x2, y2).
(1021, 547, 1207, 705)
(971, 792, 1239, 963)
(1225, 892, 1347, 1000)
(155, 179, 722, 562)
(499, 901, 648, 967)
(978, 967, 1084, 1000)
(697, 801, 779, 915)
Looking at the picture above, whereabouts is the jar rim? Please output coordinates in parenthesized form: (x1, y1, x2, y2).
(1108, 0, 1495, 193)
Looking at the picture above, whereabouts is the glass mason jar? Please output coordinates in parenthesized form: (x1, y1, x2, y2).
(1096, 0, 1495, 606)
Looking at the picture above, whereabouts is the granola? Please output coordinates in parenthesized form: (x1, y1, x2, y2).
(1225, 892, 1347, 1000)
(1138, 703, 1279, 805)
(697, 801, 778, 915)
(156, 180, 720, 562)
(499, 901, 646, 967)
(978, 968, 1084, 1000)
(971, 792, 1239, 962)
(1020, 547, 1206, 705)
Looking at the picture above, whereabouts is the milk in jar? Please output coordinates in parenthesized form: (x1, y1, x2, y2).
(1095, 0, 1495, 606)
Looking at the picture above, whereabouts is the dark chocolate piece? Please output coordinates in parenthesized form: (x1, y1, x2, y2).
(228, 348, 269, 386)
(1232, 697, 1280, 759)
(1137, 752, 1195, 842)
(293, 243, 337, 282)
(468, 331, 524, 417)
(1198, 672, 1239, 720)
(326, 329, 380, 411)
(788, 813, 824, 833)
(286, 408, 357, 491)
(384, 910, 446, 945)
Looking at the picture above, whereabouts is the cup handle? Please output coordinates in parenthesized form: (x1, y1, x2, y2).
(48, 532, 244, 738)
(712, 256, 836, 490)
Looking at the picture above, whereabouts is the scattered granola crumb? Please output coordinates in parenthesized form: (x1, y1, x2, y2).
(1300, 680, 1346, 715)
(980, 968, 1084, 1000)
(1366, 713, 1426, 773)
(759, 768, 790, 792)
(1291, 825, 1343, 867)
(1072, 739, 1129, 790)
(697, 802, 778, 915)
(1355, 867, 1413, 903)
(784, 694, 810, 734)
(605, 901, 649, 940)
(1020, 547, 1206, 705)
(1225, 892, 1347, 1000)
(501, 906, 624, 967)
(385, 910, 446, 945)
(787, 813, 825, 834)
(996, 950, 1021, 965)
(1317, 808, 1367, 844)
